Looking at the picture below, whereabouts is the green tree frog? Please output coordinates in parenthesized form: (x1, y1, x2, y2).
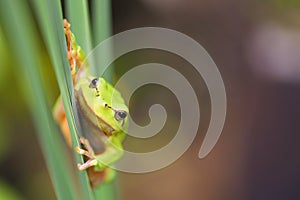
(53, 19, 128, 188)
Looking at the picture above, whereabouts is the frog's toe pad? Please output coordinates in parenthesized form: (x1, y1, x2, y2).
(77, 159, 98, 170)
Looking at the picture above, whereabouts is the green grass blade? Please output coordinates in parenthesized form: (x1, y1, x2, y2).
(0, 0, 76, 199)
(65, 0, 93, 54)
(31, 0, 95, 199)
(94, 178, 120, 200)
(65, 0, 97, 76)
(91, 0, 114, 79)
(92, 0, 112, 46)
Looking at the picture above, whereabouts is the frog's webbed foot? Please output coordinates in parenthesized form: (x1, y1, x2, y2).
(78, 137, 95, 155)
(77, 158, 98, 171)
(76, 137, 95, 170)
(75, 136, 124, 172)
(75, 137, 105, 170)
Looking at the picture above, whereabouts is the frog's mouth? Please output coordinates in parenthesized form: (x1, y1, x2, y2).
(75, 88, 115, 137)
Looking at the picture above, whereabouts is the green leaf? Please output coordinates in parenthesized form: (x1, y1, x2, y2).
(0, 0, 77, 199)
(91, 0, 114, 79)
(0, 0, 118, 199)
(65, 0, 93, 54)
(31, 0, 94, 199)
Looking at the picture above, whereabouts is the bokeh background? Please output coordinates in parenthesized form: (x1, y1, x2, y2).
(1, 0, 300, 199)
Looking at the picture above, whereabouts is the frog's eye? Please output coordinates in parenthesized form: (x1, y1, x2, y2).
(89, 78, 99, 88)
(89, 78, 100, 96)
(114, 110, 127, 121)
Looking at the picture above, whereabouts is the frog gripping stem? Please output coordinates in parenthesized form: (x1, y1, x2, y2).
(54, 19, 128, 188)
(63, 19, 86, 83)
(63, 19, 76, 77)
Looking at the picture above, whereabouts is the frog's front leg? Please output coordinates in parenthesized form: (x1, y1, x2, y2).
(76, 136, 124, 171)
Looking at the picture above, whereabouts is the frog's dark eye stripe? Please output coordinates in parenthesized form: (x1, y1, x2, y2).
(105, 104, 127, 123)
(89, 78, 100, 96)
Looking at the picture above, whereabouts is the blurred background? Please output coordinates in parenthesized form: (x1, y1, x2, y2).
(1, 0, 300, 199)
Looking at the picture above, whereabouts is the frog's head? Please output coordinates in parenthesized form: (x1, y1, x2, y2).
(75, 76, 129, 135)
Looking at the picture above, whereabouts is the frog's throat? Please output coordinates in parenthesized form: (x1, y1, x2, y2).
(75, 88, 114, 137)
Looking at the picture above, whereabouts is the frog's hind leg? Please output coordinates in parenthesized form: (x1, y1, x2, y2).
(87, 167, 117, 188)
(63, 19, 87, 82)
(63, 19, 76, 77)
(103, 167, 117, 183)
